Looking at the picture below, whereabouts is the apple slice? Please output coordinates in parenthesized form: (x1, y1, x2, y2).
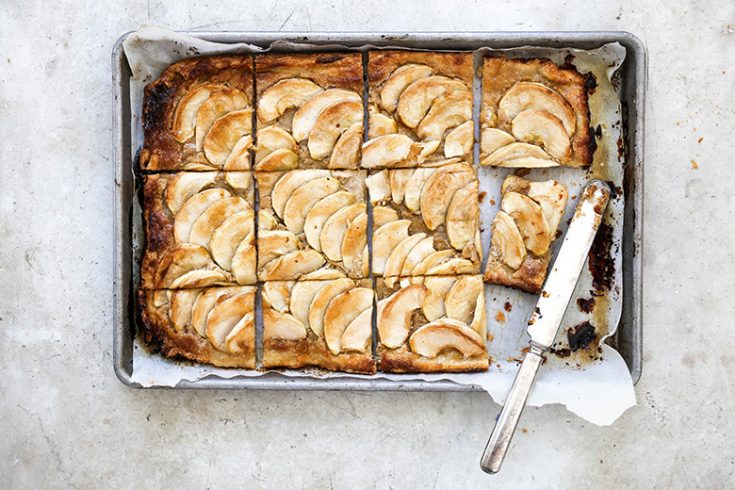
(190, 286, 243, 337)
(383, 233, 426, 286)
(419, 164, 474, 230)
(340, 305, 373, 353)
(404, 168, 436, 212)
(307, 278, 354, 338)
(373, 206, 399, 227)
(290, 281, 330, 329)
(389, 169, 412, 205)
(444, 120, 473, 158)
(255, 148, 299, 171)
(189, 196, 250, 247)
(263, 309, 307, 341)
(257, 78, 323, 124)
(400, 236, 435, 276)
(257, 230, 298, 265)
(320, 202, 365, 262)
(307, 100, 363, 160)
(172, 83, 218, 143)
(366, 170, 391, 203)
(501, 192, 550, 256)
(416, 91, 472, 141)
(224, 313, 255, 353)
(490, 211, 526, 269)
(283, 177, 340, 234)
(271, 169, 331, 218)
(206, 291, 255, 351)
(422, 276, 457, 321)
(525, 180, 569, 235)
(165, 172, 216, 214)
(169, 269, 228, 289)
(195, 88, 248, 151)
(210, 210, 255, 270)
(262, 281, 294, 312)
(255, 125, 298, 165)
(329, 122, 362, 169)
(379, 64, 433, 112)
(292, 89, 361, 141)
(258, 210, 277, 231)
(372, 220, 411, 275)
(480, 128, 515, 157)
(368, 111, 398, 138)
(170, 289, 200, 332)
(260, 249, 325, 281)
(481, 142, 558, 168)
(410, 249, 455, 277)
(408, 319, 485, 358)
(470, 291, 487, 340)
(231, 232, 256, 285)
(425, 257, 475, 276)
(446, 180, 480, 250)
(223, 135, 254, 171)
(155, 244, 215, 288)
(378, 284, 426, 349)
(396, 76, 467, 128)
(301, 268, 346, 280)
(324, 288, 374, 354)
(361, 134, 420, 168)
(203, 109, 253, 166)
(444, 276, 483, 324)
(511, 110, 571, 161)
(498, 81, 575, 136)
(341, 212, 368, 277)
(173, 188, 230, 243)
(303, 191, 357, 251)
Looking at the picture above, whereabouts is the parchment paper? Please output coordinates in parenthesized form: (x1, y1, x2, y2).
(122, 26, 635, 426)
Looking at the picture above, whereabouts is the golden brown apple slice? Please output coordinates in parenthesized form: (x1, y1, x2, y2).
(378, 284, 427, 349)
(481, 142, 558, 168)
(501, 192, 551, 256)
(373, 206, 399, 227)
(372, 220, 411, 276)
(480, 128, 515, 157)
(498, 81, 575, 136)
(155, 244, 216, 287)
(490, 211, 526, 270)
(422, 276, 457, 321)
(262, 281, 294, 312)
(231, 232, 256, 285)
(261, 249, 326, 281)
(263, 309, 307, 341)
(404, 168, 436, 212)
(300, 268, 346, 280)
(190, 287, 241, 337)
(307, 278, 354, 338)
(283, 177, 340, 234)
(324, 288, 374, 354)
(307, 100, 363, 160)
(525, 180, 569, 235)
(444, 276, 483, 324)
(446, 180, 480, 250)
(255, 148, 299, 171)
(383, 233, 426, 286)
(195, 88, 248, 151)
(206, 291, 255, 351)
(292, 89, 362, 141)
(290, 281, 330, 329)
(172, 84, 218, 143)
(361, 134, 420, 168)
(396, 76, 467, 128)
(400, 236, 435, 276)
(189, 196, 250, 247)
(210, 210, 255, 270)
(173, 188, 230, 243)
(444, 120, 474, 158)
(304, 191, 357, 251)
(470, 291, 487, 340)
(271, 169, 331, 218)
(203, 109, 253, 166)
(410, 249, 455, 277)
(368, 111, 398, 138)
(169, 269, 228, 289)
(329, 122, 362, 169)
(420, 163, 474, 230)
(366, 170, 391, 203)
(257, 230, 297, 266)
(416, 91, 472, 141)
(425, 257, 475, 276)
(320, 202, 365, 262)
(165, 172, 216, 214)
(408, 319, 485, 358)
(340, 305, 373, 353)
(170, 289, 200, 332)
(225, 313, 255, 353)
(258, 210, 277, 231)
(380, 64, 433, 112)
(254, 125, 299, 165)
(223, 135, 254, 171)
(341, 212, 368, 277)
(511, 110, 571, 161)
(257, 78, 323, 124)
(389, 169, 412, 205)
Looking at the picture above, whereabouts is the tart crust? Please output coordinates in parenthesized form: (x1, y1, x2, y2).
(138, 286, 256, 368)
(140, 55, 254, 171)
(480, 57, 593, 167)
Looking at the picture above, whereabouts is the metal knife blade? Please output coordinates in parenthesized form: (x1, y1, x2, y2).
(480, 179, 611, 474)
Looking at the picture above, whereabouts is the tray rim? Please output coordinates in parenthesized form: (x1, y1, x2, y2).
(112, 30, 644, 391)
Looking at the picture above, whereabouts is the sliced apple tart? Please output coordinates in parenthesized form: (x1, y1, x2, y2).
(254, 53, 364, 170)
(138, 286, 256, 368)
(140, 172, 256, 289)
(261, 279, 376, 373)
(366, 161, 482, 278)
(480, 57, 594, 168)
(364, 51, 474, 168)
(375, 275, 488, 372)
(140, 56, 254, 171)
(484, 175, 569, 293)
(256, 169, 368, 280)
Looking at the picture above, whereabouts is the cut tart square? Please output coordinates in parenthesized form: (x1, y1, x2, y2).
(254, 52, 364, 170)
(139, 172, 256, 289)
(366, 161, 482, 278)
(363, 50, 474, 169)
(256, 169, 368, 280)
(262, 279, 376, 373)
(376, 275, 488, 373)
(138, 286, 256, 368)
(140, 55, 255, 172)
(484, 175, 569, 294)
(480, 57, 593, 168)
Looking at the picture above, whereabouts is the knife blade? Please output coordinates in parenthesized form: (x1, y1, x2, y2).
(480, 180, 611, 474)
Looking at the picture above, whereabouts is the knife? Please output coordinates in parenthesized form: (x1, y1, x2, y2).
(480, 180, 611, 474)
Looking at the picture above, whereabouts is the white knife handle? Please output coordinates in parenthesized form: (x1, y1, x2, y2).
(480, 345, 544, 474)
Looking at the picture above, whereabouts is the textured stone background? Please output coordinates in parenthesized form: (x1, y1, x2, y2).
(1, 1, 733, 487)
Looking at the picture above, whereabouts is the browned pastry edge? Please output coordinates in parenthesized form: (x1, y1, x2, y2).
(140, 55, 254, 171)
(481, 56, 594, 167)
(483, 252, 549, 295)
(378, 345, 488, 373)
(367, 50, 474, 91)
(263, 339, 376, 374)
(255, 52, 363, 96)
(138, 289, 256, 369)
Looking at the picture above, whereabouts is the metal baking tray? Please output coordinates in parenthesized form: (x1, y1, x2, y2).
(112, 31, 644, 390)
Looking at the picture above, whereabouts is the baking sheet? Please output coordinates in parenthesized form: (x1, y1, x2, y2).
(121, 26, 635, 425)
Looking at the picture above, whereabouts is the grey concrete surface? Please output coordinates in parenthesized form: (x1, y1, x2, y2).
(1, 0, 733, 488)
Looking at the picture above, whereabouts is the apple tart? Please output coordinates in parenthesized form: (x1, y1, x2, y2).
(480, 57, 593, 168)
(375, 275, 488, 372)
(262, 279, 376, 373)
(366, 161, 482, 279)
(140, 172, 256, 289)
(364, 51, 474, 168)
(484, 175, 569, 293)
(254, 53, 364, 170)
(140, 56, 254, 171)
(256, 169, 368, 280)
(139, 286, 256, 368)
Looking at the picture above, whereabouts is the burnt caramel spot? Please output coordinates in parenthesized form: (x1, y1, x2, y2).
(568, 321, 596, 351)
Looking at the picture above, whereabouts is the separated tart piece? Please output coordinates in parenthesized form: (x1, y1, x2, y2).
(140, 56, 254, 171)
(140, 172, 256, 289)
(366, 161, 482, 279)
(262, 279, 376, 373)
(256, 169, 368, 280)
(480, 57, 593, 168)
(139, 286, 256, 368)
(254, 53, 364, 170)
(364, 50, 474, 169)
(376, 275, 488, 372)
(484, 175, 569, 293)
